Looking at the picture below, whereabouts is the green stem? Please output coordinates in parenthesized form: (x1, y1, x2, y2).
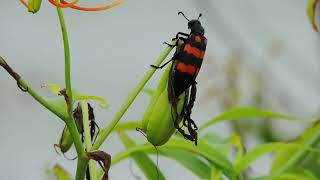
(0, 57, 68, 120)
(56, 2, 73, 113)
(55, 3, 87, 180)
(75, 156, 89, 180)
(19, 80, 69, 120)
(92, 41, 176, 150)
(81, 102, 97, 180)
(272, 128, 320, 175)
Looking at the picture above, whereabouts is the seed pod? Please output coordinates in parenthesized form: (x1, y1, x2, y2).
(141, 62, 186, 146)
(27, 0, 42, 13)
(58, 126, 73, 153)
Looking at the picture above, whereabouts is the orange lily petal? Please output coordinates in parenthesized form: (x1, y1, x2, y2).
(48, 0, 79, 8)
(60, 0, 126, 11)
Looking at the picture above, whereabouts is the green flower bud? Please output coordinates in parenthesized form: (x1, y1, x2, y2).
(28, 0, 42, 13)
(141, 63, 171, 131)
(58, 126, 73, 153)
(141, 63, 186, 146)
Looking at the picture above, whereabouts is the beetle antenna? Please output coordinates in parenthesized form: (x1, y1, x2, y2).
(178, 11, 190, 22)
(197, 13, 202, 20)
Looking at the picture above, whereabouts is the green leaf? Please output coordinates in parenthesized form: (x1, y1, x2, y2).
(76, 94, 109, 109)
(159, 149, 211, 179)
(199, 107, 297, 131)
(251, 167, 318, 180)
(142, 88, 155, 96)
(165, 139, 234, 178)
(47, 97, 69, 119)
(52, 164, 71, 180)
(112, 138, 236, 180)
(117, 131, 165, 180)
(271, 121, 320, 174)
(236, 142, 320, 174)
(210, 166, 222, 180)
(42, 83, 109, 109)
(42, 83, 62, 95)
(201, 133, 232, 156)
(229, 134, 244, 171)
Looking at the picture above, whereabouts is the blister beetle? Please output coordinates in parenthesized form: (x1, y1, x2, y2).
(151, 12, 207, 145)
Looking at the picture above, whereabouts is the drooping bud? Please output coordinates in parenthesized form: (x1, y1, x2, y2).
(27, 0, 42, 13)
(56, 126, 73, 153)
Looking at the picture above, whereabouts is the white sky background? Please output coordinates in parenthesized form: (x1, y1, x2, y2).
(0, 0, 319, 179)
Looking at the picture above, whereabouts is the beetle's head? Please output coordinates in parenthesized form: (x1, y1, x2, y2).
(178, 12, 205, 35)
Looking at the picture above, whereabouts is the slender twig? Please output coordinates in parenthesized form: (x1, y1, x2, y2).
(92, 41, 176, 150)
(81, 102, 97, 180)
(56, 3, 74, 113)
(55, 3, 87, 180)
(0, 57, 68, 120)
(76, 155, 89, 180)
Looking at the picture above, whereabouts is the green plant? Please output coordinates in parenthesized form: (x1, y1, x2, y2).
(1, 1, 320, 180)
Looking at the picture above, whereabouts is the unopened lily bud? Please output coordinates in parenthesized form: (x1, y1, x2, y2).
(58, 126, 73, 153)
(28, 0, 42, 13)
(141, 63, 186, 146)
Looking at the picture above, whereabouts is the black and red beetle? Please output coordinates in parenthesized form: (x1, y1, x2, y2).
(151, 12, 207, 145)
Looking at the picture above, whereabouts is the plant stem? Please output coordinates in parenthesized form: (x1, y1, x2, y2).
(92, 41, 176, 150)
(19, 79, 69, 120)
(56, 2, 73, 112)
(76, 155, 89, 180)
(55, 3, 87, 180)
(0, 57, 68, 120)
(81, 102, 97, 180)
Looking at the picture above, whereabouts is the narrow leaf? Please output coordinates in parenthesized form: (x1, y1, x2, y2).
(210, 166, 222, 180)
(271, 121, 320, 174)
(160, 149, 211, 179)
(251, 167, 317, 180)
(200, 107, 297, 131)
(118, 131, 165, 180)
(111, 138, 236, 179)
(52, 164, 72, 180)
(237, 142, 320, 174)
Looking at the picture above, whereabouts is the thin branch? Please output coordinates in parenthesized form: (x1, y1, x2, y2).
(92, 40, 176, 150)
(81, 102, 97, 180)
(0, 56, 68, 120)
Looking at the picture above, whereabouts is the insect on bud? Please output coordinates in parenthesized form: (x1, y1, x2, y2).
(141, 63, 186, 146)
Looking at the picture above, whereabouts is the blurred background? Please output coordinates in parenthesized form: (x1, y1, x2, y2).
(0, 0, 319, 179)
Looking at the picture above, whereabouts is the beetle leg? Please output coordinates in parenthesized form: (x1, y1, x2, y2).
(165, 35, 186, 47)
(182, 89, 189, 127)
(163, 42, 175, 47)
(91, 121, 100, 144)
(150, 59, 174, 69)
(173, 32, 189, 41)
(81, 134, 85, 143)
(184, 82, 198, 144)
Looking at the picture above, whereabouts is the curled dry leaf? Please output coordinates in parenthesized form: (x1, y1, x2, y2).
(86, 151, 111, 180)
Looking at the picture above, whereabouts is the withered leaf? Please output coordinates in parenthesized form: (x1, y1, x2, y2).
(86, 151, 111, 180)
